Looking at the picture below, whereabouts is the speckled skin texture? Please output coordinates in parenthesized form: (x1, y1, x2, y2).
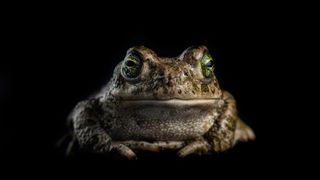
(69, 46, 255, 159)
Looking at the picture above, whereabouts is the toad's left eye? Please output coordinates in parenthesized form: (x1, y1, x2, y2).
(201, 52, 214, 78)
(121, 52, 143, 80)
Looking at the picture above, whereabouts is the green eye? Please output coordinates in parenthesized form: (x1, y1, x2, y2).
(201, 53, 214, 78)
(121, 53, 142, 79)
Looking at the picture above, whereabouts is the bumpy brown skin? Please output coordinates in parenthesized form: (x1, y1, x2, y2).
(69, 46, 255, 159)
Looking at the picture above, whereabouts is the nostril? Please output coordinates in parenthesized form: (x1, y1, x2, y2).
(159, 71, 164, 77)
(183, 71, 188, 77)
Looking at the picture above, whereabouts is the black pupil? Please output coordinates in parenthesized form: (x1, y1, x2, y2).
(206, 60, 213, 67)
(126, 60, 135, 67)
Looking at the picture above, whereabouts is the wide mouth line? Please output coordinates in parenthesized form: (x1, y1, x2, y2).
(122, 98, 219, 101)
(121, 98, 219, 105)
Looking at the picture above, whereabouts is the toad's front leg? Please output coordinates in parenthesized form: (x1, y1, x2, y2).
(72, 99, 137, 160)
(205, 91, 255, 153)
(177, 139, 211, 157)
(177, 91, 238, 157)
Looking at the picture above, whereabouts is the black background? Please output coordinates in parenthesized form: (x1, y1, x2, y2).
(1, 3, 314, 178)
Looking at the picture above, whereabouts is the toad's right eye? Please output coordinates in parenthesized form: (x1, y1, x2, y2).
(121, 52, 143, 80)
(200, 52, 214, 78)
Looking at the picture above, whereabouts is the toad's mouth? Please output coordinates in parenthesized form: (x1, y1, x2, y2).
(120, 98, 220, 106)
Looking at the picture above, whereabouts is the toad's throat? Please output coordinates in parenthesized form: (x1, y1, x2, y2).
(111, 98, 223, 141)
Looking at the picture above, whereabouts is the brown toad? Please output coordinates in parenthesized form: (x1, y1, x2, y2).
(67, 46, 255, 159)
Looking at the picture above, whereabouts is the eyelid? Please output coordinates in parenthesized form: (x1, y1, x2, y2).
(126, 54, 141, 64)
(201, 53, 213, 63)
(127, 49, 144, 61)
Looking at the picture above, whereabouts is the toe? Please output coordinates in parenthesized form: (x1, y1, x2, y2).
(112, 143, 137, 160)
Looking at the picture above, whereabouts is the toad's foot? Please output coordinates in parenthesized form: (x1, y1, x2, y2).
(111, 143, 137, 160)
(234, 119, 255, 144)
(112, 141, 185, 159)
(177, 140, 210, 157)
(119, 141, 185, 152)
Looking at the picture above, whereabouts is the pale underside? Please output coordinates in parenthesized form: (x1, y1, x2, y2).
(109, 99, 223, 142)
